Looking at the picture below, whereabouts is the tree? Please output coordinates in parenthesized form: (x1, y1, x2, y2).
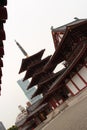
(8, 125, 18, 130)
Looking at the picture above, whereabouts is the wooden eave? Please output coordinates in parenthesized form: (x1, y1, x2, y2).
(27, 71, 54, 89)
(32, 68, 66, 98)
(47, 42, 87, 95)
(26, 103, 48, 121)
(43, 20, 87, 72)
(67, 20, 87, 31)
(23, 55, 51, 81)
(19, 49, 45, 73)
(27, 71, 45, 89)
(40, 83, 63, 105)
(43, 28, 70, 72)
(52, 19, 87, 32)
(66, 42, 85, 66)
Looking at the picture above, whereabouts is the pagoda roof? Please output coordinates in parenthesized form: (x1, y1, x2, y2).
(43, 19, 87, 72)
(19, 49, 45, 73)
(32, 68, 66, 98)
(23, 55, 51, 81)
(27, 71, 54, 89)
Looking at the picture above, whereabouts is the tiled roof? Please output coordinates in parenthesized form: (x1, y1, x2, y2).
(32, 68, 66, 98)
(44, 20, 87, 72)
(19, 49, 45, 73)
(27, 71, 54, 89)
(52, 19, 87, 32)
(27, 103, 48, 120)
(23, 55, 51, 81)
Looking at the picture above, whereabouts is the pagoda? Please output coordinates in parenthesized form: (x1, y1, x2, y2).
(16, 18, 87, 130)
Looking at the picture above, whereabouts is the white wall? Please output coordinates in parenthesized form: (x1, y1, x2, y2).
(66, 65, 87, 95)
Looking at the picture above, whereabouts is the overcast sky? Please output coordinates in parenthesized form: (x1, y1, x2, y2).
(0, 0, 87, 129)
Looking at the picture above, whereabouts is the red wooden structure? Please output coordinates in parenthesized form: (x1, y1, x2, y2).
(17, 18, 87, 129)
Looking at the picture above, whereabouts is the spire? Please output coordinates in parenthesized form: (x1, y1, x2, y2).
(15, 40, 29, 57)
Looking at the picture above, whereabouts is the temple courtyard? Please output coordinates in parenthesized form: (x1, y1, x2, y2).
(40, 89, 87, 130)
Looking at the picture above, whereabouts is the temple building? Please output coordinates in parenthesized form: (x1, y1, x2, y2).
(16, 18, 87, 130)
(0, 0, 8, 95)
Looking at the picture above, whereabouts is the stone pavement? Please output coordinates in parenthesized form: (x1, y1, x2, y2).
(42, 96, 87, 130)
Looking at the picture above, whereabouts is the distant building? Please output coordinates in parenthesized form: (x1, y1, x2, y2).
(17, 79, 42, 104)
(15, 105, 28, 130)
(0, 122, 6, 130)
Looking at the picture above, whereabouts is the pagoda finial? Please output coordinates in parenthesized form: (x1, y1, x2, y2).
(15, 40, 29, 57)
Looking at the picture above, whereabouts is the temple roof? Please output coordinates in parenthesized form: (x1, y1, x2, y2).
(19, 49, 45, 73)
(52, 18, 87, 32)
(44, 43, 87, 98)
(23, 55, 51, 81)
(44, 19, 87, 72)
(27, 103, 48, 120)
(31, 68, 66, 98)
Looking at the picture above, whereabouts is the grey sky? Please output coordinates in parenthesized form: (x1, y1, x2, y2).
(0, 0, 87, 129)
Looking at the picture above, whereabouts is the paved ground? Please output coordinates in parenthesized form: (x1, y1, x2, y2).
(42, 96, 87, 130)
